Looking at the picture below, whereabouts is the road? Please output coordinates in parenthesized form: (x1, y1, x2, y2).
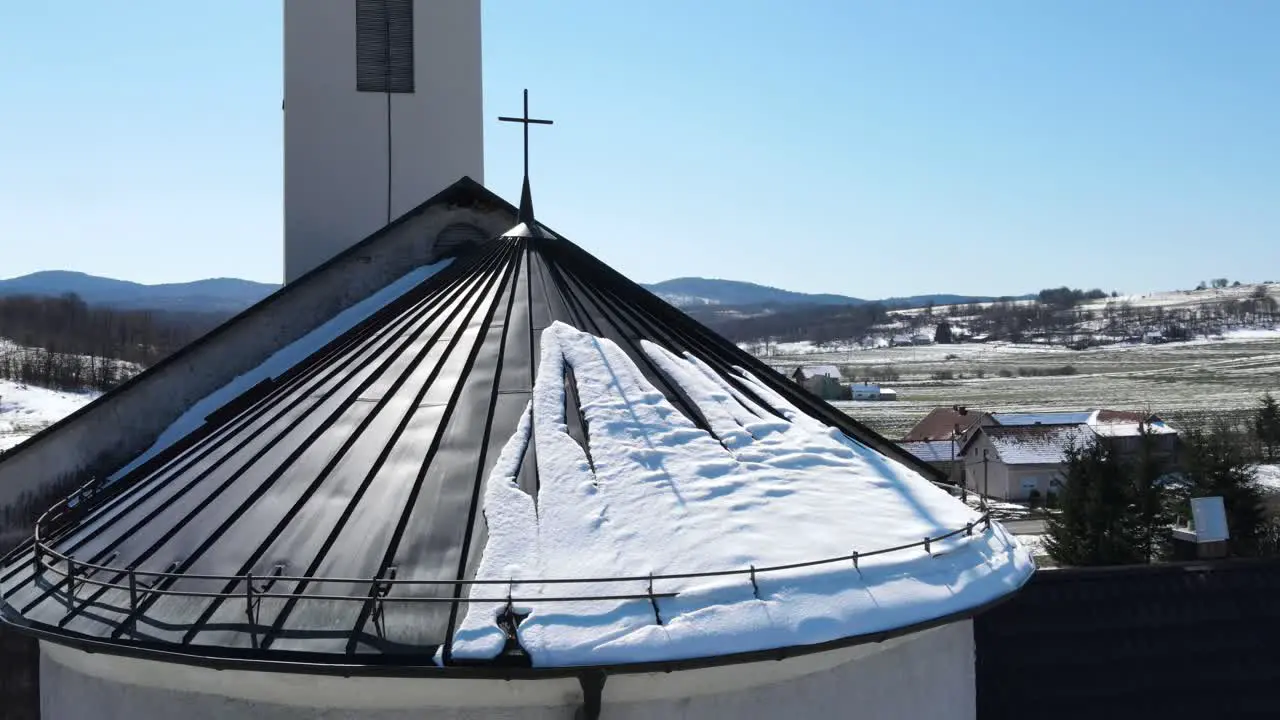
(999, 518, 1046, 535)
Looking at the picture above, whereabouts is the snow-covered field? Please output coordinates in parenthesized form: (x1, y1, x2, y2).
(769, 333, 1280, 438)
(0, 380, 98, 452)
(886, 282, 1280, 318)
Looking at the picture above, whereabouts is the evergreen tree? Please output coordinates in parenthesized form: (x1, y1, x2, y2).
(1179, 425, 1269, 556)
(1255, 392, 1280, 461)
(1129, 427, 1174, 562)
(934, 321, 954, 344)
(1044, 441, 1147, 566)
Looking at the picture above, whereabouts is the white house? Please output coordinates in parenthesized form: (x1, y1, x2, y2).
(959, 424, 1094, 500)
(849, 384, 897, 401)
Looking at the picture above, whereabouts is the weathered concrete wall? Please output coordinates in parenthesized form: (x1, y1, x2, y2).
(0, 194, 513, 514)
(39, 621, 975, 719)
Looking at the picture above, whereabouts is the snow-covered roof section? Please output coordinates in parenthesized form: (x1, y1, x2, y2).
(983, 425, 1096, 465)
(2, 228, 1027, 671)
(452, 323, 1030, 665)
(501, 221, 553, 239)
(993, 411, 1094, 426)
(1090, 421, 1176, 437)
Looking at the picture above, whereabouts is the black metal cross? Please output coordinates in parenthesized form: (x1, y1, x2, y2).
(498, 89, 554, 181)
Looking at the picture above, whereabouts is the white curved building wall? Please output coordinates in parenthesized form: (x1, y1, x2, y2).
(40, 620, 974, 719)
(284, 0, 484, 283)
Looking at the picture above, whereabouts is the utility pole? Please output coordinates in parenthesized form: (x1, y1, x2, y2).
(953, 424, 965, 502)
(982, 449, 990, 510)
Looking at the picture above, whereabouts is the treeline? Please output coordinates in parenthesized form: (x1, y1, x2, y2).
(0, 293, 233, 391)
(701, 282, 1277, 348)
(1037, 286, 1110, 309)
(951, 284, 1277, 346)
(701, 302, 892, 346)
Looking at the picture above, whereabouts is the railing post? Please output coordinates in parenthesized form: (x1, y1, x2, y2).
(924, 537, 932, 557)
(647, 574, 662, 625)
(749, 564, 760, 599)
(245, 573, 257, 649)
(64, 557, 76, 613)
(850, 550, 860, 575)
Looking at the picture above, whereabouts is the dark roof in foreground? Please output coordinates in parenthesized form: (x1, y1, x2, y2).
(1, 201, 947, 670)
(976, 558, 1280, 720)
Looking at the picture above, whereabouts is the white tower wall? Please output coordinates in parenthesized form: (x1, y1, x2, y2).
(38, 621, 976, 720)
(284, 0, 484, 283)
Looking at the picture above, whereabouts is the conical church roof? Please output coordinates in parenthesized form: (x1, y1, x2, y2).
(2, 213, 1031, 671)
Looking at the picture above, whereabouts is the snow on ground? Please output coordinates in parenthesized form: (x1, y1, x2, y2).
(0, 380, 98, 452)
(961, 492, 1034, 520)
(110, 261, 452, 479)
(1256, 465, 1280, 493)
(451, 322, 1033, 667)
(1016, 534, 1046, 558)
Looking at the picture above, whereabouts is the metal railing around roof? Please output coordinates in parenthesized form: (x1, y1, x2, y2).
(24, 476, 1000, 633)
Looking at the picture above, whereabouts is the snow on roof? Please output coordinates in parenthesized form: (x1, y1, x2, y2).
(1090, 421, 1176, 437)
(992, 411, 1094, 426)
(452, 322, 1032, 666)
(897, 440, 957, 464)
(797, 365, 841, 379)
(983, 425, 1095, 465)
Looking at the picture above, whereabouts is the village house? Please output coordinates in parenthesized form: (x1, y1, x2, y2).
(959, 424, 1094, 501)
(901, 405, 995, 443)
(789, 364, 845, 400)
(956, 410, 1180, 500)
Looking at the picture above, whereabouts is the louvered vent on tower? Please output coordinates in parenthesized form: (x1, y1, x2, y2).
(356, 0, 415, 93)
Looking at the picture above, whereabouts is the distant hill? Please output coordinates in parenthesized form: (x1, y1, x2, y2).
(642, 277, 1014, 310)
(0, 270, 1014, 316)
(643, 277, 864, 308)
(0, 271, 280, 313)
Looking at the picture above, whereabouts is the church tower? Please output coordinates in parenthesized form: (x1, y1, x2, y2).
(283, 0, 484, 283)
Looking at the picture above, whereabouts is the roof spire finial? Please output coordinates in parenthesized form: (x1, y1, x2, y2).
(498, 89, 554, 226)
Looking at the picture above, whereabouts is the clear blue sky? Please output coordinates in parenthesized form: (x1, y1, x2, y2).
(2, 1, 1277, 299)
